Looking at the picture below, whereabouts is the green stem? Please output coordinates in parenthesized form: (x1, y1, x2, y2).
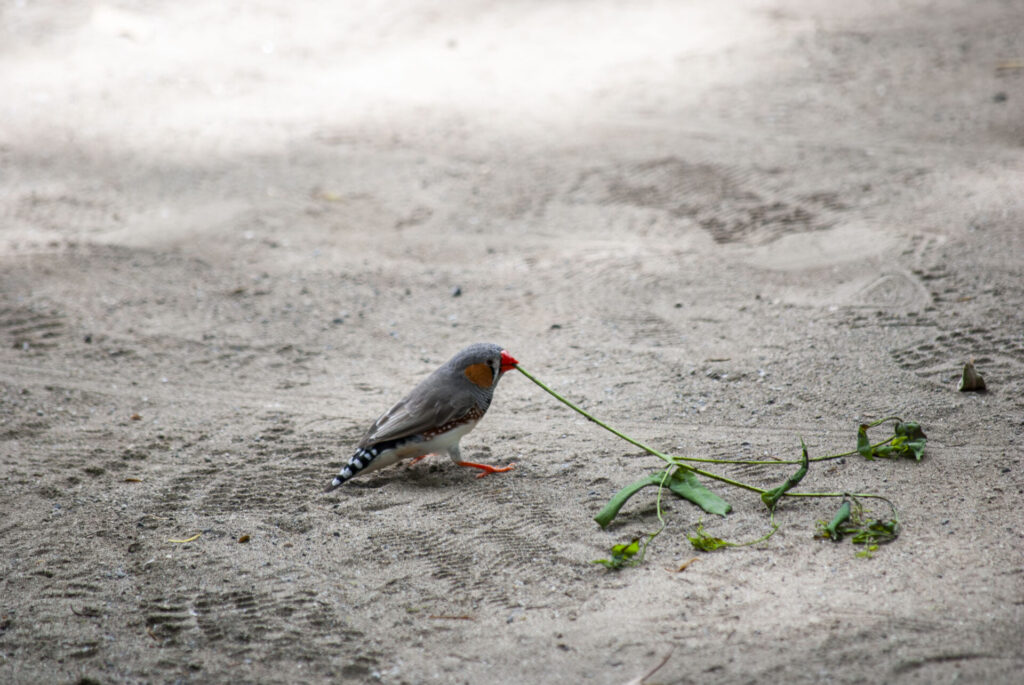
(516, 366, 677, 467)
(636, 471, 672, 563)
(517, 366, 896, 478)
(681, 464, 768, 494)
(517, 365, 897, 510)
(668, 437, 895, 466)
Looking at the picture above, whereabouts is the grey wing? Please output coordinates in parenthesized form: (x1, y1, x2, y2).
(357, 380, 465, 447)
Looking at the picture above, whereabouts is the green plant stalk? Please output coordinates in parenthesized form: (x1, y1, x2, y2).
(516, 365, 898, 508)
(519, 365, 763, 496)
(668, 435, 899, 466)
(671, 417, 906, 466)
(671, 416, 907, 465)
(516, 366, 678, 467)
(636, 470, 672, 564)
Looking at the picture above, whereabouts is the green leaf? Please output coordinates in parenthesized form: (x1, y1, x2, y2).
(594, 471, 668, 529)
(687, 521, 734, 552)
(857, 424, 874, 459)
(894, 421, 926, 441)
(904, 438, 926, 461)
(858, 420, 927, 461)
(761, 439, 810, 509)
(818, 498, 900, 553)
(855, 544, 879, 559)
(667, 468, 732, 516)
(892, 421, 927, 460)
(820, 500, 852, 540)
(591, 538, 641, 569)
(850, 518, 899, 545)
(860, 421, 927, 461)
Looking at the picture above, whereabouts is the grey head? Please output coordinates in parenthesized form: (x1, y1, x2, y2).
(421, 342, 519, 411)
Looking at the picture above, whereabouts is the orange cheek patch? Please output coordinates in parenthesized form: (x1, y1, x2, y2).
(464, 363, 494, 388)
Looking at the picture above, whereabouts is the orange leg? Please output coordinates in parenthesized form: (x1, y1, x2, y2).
(456, 461, 516, 478)
(409, 454, 432, 465)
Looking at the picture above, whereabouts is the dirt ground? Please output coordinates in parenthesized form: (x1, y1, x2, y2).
(2, 1, 1023, 683)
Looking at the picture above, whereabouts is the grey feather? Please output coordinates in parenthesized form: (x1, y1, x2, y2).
(357, 342, 504, 446)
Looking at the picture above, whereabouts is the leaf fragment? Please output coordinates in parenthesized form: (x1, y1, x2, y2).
(592, 538, 641, 569)
(687, 521, 734, 551)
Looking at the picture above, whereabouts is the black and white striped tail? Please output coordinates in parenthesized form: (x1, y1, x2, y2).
(324, 445, 381, 491)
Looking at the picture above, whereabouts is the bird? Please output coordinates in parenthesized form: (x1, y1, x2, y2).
(325, 342, 519, 490)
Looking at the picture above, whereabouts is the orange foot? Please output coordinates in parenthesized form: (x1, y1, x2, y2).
(456, 461, 516, 479)
(409, 454, 433, 466)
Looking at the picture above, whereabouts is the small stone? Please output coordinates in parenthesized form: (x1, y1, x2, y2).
(451, 285, 462, 297)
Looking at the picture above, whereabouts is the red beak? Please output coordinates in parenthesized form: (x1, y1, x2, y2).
(499, 350, 519, 373)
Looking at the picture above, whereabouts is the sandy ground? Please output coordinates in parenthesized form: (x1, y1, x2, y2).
(2, 1, 1023, 683)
